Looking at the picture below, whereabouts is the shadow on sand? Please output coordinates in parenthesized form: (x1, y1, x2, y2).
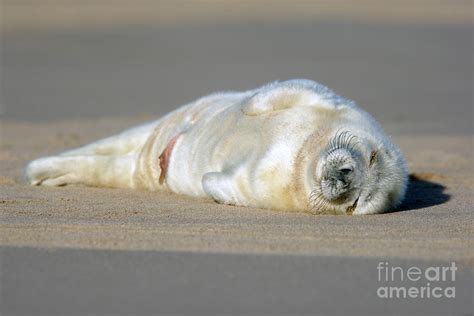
(396, 173, 451, 212)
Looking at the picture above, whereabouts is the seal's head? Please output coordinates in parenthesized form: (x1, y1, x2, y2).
(311, 130, 408, 215)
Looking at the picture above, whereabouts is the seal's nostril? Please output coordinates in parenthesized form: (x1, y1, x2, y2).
(339, 168, 352, 174)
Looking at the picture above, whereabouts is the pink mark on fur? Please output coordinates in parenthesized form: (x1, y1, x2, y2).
(159, 134, 182, 185)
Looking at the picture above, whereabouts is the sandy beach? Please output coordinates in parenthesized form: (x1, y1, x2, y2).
(1, 1, 473, 314)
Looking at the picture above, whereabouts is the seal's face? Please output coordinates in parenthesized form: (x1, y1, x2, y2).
(311, 131, 407, 215)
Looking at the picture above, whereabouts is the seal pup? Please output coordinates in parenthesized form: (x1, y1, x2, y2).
(26, 79, 408, 215)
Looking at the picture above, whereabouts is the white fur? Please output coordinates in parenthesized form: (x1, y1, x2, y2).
(26, 79, 408, 215)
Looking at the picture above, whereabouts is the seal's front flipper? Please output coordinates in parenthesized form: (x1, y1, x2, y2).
(202, 172, 239, 206)
(242, 79, 343, 116)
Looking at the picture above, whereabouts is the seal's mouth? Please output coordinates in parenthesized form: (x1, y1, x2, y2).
(345, 196, 359, 215)
(308, 185, 360, 215)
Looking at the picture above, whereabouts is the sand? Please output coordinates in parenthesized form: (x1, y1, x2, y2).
(1, 114, 473, 312)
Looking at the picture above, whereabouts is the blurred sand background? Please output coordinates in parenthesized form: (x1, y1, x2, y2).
(4, 0, 473, 32)
(1, 1, 473, 314)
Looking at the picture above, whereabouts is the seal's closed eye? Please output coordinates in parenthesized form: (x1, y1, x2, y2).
(369, 150, 378, 167)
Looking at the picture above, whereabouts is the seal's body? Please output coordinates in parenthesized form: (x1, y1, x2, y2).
(27, 79, 408, 214)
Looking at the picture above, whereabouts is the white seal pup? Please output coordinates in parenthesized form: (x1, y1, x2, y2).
(26, 79, 408, 215)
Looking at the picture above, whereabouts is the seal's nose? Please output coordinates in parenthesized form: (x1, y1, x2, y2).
(323, 167, 352, 185)
(320, 146, 358, 201)
(321, 167, 354, 201)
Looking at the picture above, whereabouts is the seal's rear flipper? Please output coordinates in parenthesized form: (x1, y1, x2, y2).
(26, 154, 136, 188)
